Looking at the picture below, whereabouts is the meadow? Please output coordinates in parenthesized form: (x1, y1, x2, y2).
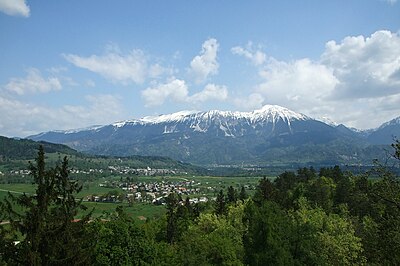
(0, 175, 263, 221)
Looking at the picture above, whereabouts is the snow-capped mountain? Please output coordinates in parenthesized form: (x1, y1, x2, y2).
(105, 105, 311, 137)
(367, 116, 400, 144)
(109, 105, 307, 128)
(28, 105, 394, 165)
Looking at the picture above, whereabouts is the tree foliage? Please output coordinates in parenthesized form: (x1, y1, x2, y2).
(2, 142, 400, 265)
(0, 145, 92, 265)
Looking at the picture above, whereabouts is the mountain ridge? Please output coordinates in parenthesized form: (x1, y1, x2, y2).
(54, 105, 311, 136)
(27, 105, 399, 166)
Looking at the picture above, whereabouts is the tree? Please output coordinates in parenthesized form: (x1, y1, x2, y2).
(215, 189, 226, 216)
(274, 171, 298, 208)
(297, 167, 316, 182)
(239, 186, 248, 202)
(227, 185, 237, 204)
(290, 197, 365, 265)
(178, 213, 244, 265)
(243, 200, 293, 265)
(361, 157, 400, 264)
(305, 176, 336, 213)
(253, 176, 277, 205)
(165, 192, 179, 243)
(88, 207, 180, 265)
(0, 146, 92, 265)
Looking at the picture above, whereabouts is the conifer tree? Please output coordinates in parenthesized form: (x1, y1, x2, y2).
(239, 185, 248, 202)
(165, 192, 178, 243)
(0, 145, 92, 265)
(227, 185, 237, 204)
(215, 189, 226, 216)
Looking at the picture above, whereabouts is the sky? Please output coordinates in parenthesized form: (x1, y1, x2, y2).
(0, 0, 400, 137)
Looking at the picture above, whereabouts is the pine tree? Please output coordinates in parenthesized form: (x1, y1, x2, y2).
(227, 186, 237, 204)
(253, 176, 277, 205)
(165, 192, 178, 243)
(215, 189, 226, 216)
(0, 146, 92, 265)
(239, 186, 248, 202)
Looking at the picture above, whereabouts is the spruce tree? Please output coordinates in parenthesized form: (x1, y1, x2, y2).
(215, 189, 226, 216)
(165, 192, 178, 243)
(227, 186, 237, 204)
(239, 186, 248, 202)
(0, 145, 92, 265)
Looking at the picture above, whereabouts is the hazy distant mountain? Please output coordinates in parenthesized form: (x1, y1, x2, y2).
(367, 117, 400, 144)
(28, 105, 394, 166)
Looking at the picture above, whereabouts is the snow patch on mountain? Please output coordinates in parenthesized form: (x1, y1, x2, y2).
(316, 117, 338, 127)
(250, 105, 309, 123)
(30, 105, 315, 137)
(141, 110, 199, 124)
(131, 105, 310, 126)
(378, 116, 400, 129)
(55, 125, 104, 134)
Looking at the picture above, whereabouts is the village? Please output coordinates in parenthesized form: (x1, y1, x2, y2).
(1, 164, 187, 183)
(85, 177, 214, 205)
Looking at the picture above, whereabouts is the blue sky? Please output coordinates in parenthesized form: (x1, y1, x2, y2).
(0, 0, 399, 137)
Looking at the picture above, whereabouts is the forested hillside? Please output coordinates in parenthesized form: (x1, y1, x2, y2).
(0, 136, 205, 180)
(0, 136, 78, 160)
(1, 142, 400, 265)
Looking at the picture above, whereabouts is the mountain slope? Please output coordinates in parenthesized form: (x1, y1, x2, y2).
(367, 117, 400, 144)
(0, 135, 205, 176)
(28, 105, 388, 165)
(0, 136, 78, 160)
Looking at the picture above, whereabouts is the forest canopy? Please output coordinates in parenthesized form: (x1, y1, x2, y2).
(1, 142, 400, 265)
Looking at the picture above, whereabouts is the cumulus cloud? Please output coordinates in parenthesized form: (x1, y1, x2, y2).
(189, 84, 228, 103)
(231, 44, 266, 66)
(257, 58, 338, 105)
(0, 94, 123, 137)
(321, 30, 400, 99)
(148, 63, 173, 79)
(0, 0, 30, 17)
(141, 78, 189, 107)
(189, 38, 219, 83)
(4, 68, 62, 95)
(245, 30, 400, 129)
(141, 78, 228, 107)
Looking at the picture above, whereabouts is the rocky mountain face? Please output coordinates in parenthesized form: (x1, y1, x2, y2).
(28, 105, 399, 166)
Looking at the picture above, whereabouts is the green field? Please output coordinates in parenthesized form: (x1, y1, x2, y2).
(0, 175, 264, 221)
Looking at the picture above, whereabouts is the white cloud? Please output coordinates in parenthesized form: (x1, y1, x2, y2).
(141, 78, 228, 107)
(64, 49, 171, 85)
(0, 94, 123, 137)
(4, 68, 62, 95)
(231, 44, 266, 66)
(257, 58, 338, 105)
(141, 78, 189, 107)
(148, 63, 174, 79)
(0, 0, 30, 17)
(64, 50, 147, 84)
(245, 30, 400, 129)
(189, 84, 228, 103)
(234, 93, 265, 111)
(321, 30, 400, 100)
(189, 38, 219, 83)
